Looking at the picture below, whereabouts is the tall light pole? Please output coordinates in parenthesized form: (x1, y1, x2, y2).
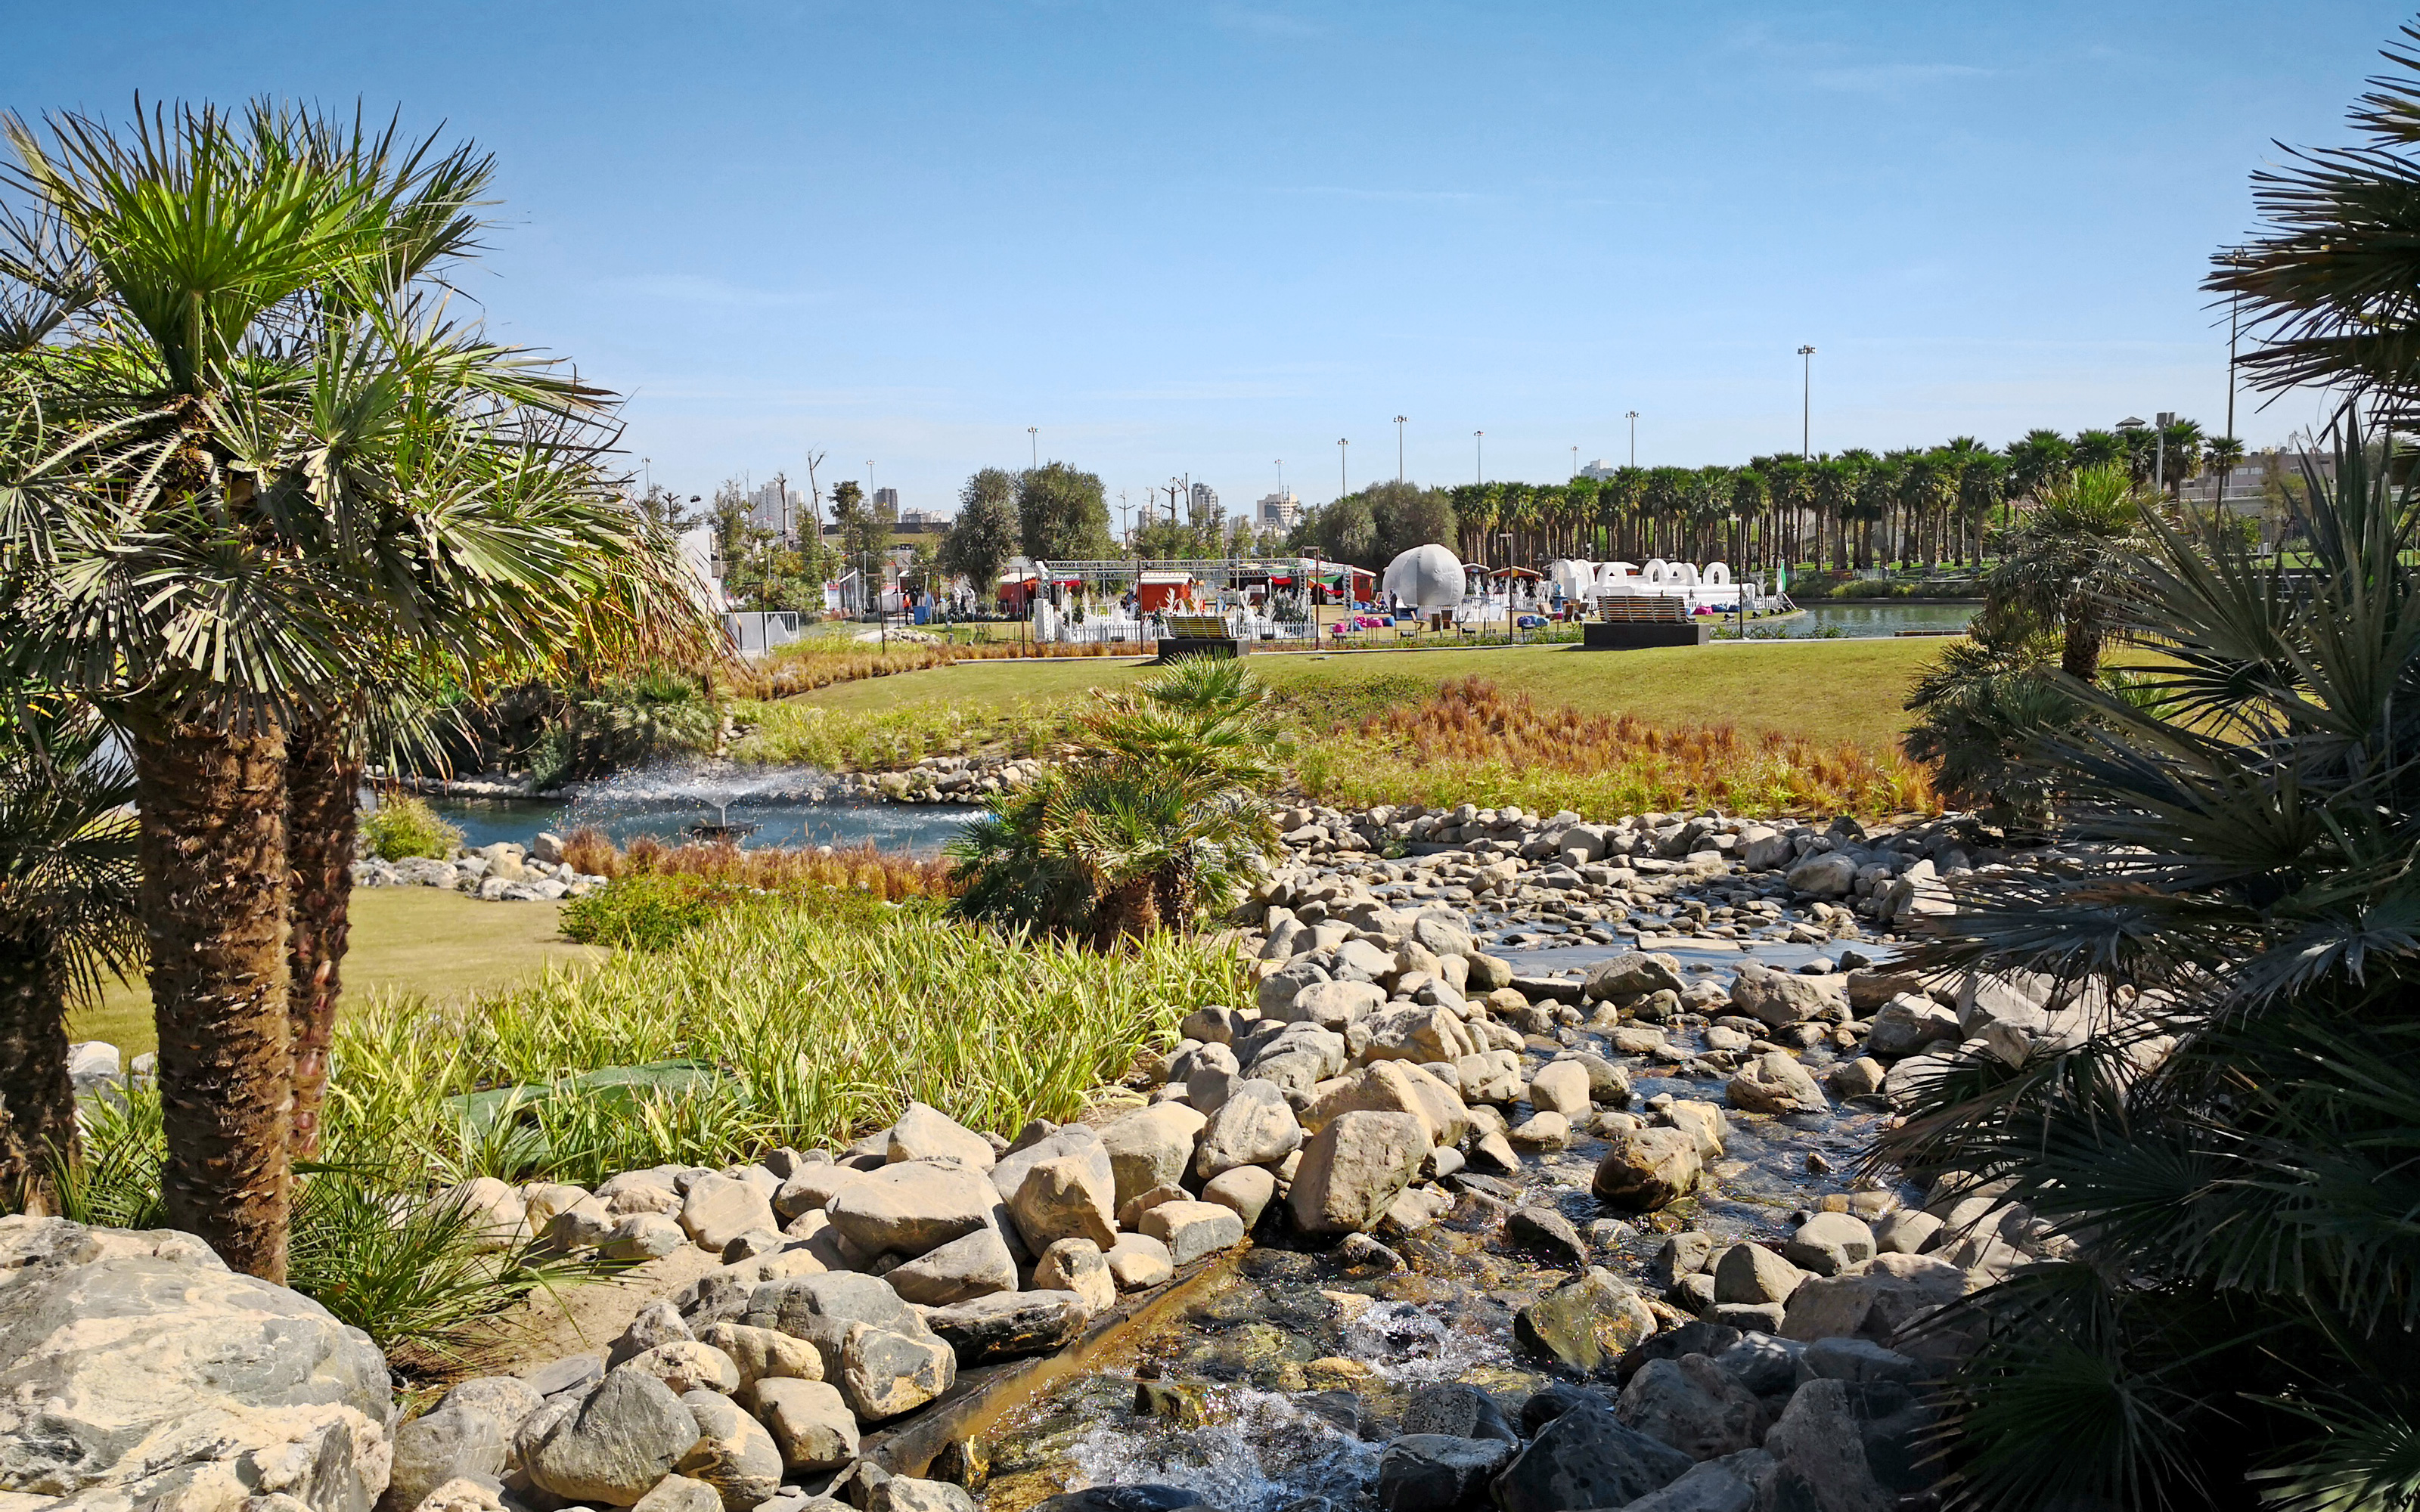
(1625, 412, 1638, 467)
(1394, 416, 1407, 483)
(2155, 410, 2176, 494)
(2226, 252, 2242, 446)
(1474, 430, 1484, 485)
(1797, 345, 1816, 459)
(1571, 445, 1579, 479)
(1337, 438, 1348, 498)
(1027, 426, 1038, 469)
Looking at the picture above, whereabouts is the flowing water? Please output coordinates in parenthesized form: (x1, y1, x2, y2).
(974, 935, 1914, 1512)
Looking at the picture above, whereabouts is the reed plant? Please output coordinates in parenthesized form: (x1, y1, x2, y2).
(1296, 677, 1931, 818)
(561, 829, 956, 901)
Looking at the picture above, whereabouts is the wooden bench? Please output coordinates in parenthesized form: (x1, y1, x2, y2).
(1159, 615, 1242, 662)
(1585, 593, 1711, 648)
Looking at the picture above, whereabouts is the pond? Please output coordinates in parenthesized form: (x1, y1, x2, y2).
(390, 765, 981, 854)
(1767, 602, 1975, 639)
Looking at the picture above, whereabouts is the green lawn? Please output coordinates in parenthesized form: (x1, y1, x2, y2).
(70, 888, 610, 1058)
(786, 638, 1944, 754)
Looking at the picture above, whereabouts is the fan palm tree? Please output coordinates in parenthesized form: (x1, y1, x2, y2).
(0, 694, 139, 1211)
(1985, 466, 2149, 681)
(0, 102, 712, 1278)
(1884, 407, 2420, 1510)
(2003, 429, 2076, 505)
(2071, 428, 2125, 471)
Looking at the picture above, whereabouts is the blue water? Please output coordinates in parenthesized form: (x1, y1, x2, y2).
(408, 792, 979, 855)
(1778, 603, 1975, 638)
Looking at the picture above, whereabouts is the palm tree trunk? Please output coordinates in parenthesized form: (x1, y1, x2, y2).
(285, 709, 360, 1163)
(0, 930, 76, 1213)
(1092, 876, 1161, 947)
(2062, 619, 2102, 683)
(129, 716, 292, 1281)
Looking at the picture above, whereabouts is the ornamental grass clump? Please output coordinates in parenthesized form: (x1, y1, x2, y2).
(361, 795, 463, 862)
(1299, 676, 1930, 818)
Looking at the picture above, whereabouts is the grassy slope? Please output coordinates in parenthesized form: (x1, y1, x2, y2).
(70, 888, 609, 1058)
(787, 638, 1942, 751)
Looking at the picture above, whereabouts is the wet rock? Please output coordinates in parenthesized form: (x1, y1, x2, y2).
(1505, 1207, 1589, 1269)
(1779, 1214, 1876, 1278)
(1798, 1337, 1927, 1388)
(1726, 1052, 1828, 1117)
(383, 1399, 507, 1512)
(622, 1340, 741, 1396)
(1865, 997, 1960, 1058)
(1616, 1356, 1769, 1461)
(1525, 1060, 1593, 1117)
(1100, 1104, 1210, 1210)
(743, 1378, 857, 1471)
(675, 1388, 783, 1510)
(1649, 1232, 1719, 1290)
(1823, 1058, 1886, 1099)
(1402, 1383, 1520, 1444)
(1194, 1080, 1304, 1179)
(1202, 1164, 1280, 1228)
(1592, 1126, 1703, 1210)
(1105, 1233, 1176, 1290)
(1376, 1433, 1517, 1512)
(1756, 1379, 1893, 1512)
(826, 1160, 1004, 1260)
(1031, 1489, 1205, 1512)
(1584, 952, 1685, 1000)
(867, 1476, 978, 1512)
(681, 1173, 779, 1254)
(886, 1102, 997, 1170)
(1289, 1111, 1429, 1235)
(1780, 1254, 1969, 1352)
(1664, 1101, 1730, 1158)
(922, 1290, 1088, 1364)
(1514, 1268, 1658, 1375)
(522, 1368, 700, 1506)
(881, 1227, 1019, 1306)
(1714, 1246, 1807, 1306)
(1508, 1111, 1572, 1150)
(1140, 1200, 1249, 1263)
(1614, 1321, 1742, 1386)
(1490, 1404, 1694, 1512)
(1035, 1238, 1117, 1316)
(693, 1321, 823, 1389)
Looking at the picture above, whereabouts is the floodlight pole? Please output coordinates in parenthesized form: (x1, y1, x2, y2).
(1625, 412, 1638, 466)
(1395, 416, 1407, 483)
(1798, 346, 1816, 459)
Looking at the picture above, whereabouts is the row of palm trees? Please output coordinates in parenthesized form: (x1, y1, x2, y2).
(0, 104, 713, 1278)
(1437, 420, 2241, 576)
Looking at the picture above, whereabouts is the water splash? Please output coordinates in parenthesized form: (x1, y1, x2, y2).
(565, 760, 837, 807)
(1339, 1300, 1508, 1385)
(1063, 1385, 1382, 1512)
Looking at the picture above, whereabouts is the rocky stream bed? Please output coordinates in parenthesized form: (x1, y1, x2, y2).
(5, 800, 2111, 1512)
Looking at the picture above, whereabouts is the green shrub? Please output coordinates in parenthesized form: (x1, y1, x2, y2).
(362, 795, 462, 861)
(560, 873, 751, 950)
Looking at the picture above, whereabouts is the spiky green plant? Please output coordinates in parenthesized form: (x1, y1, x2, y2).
(1884, 407, 2420, 1510)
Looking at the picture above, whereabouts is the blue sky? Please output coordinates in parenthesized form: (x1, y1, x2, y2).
(4, 2, 2403, 513)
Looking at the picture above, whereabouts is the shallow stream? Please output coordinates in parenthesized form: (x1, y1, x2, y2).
(393, 765, 980, 854)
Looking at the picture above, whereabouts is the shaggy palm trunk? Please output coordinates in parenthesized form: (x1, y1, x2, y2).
(1094, 877, 1161, 947)
(284, 710, 359, 1162)
(130, 717, 292, 1281)
(2062, 619, 2102, 683)
(0, 930, 76, 1213)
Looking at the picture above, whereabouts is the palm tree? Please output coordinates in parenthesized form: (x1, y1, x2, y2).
(0, 103, 712, 1278)
(2203, 435, 2248, 501)
(1810, 456, 1857, 572)
(2071, 427, 2125, 471)
(1885, 408, 2420, 1509)
(0, 695, 140, 1211)
(1984, 465, 2149, 681)
(2003, 429, 2076, 505)
(2206, 24, 2420, 404)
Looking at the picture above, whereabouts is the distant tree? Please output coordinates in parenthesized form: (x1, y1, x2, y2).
(2204, 435, 2248, 500)
(940, 470, 1020, 598)
(629, 482, 709, 536)
(829, 481, 889, 606)
(1364, 480, 1457, 564)
(2002, 429, 2074, 503)
(2072, 428, 2125, 472)
(1314, 494, 1378, 565)
(1016, 462, 1113, 560)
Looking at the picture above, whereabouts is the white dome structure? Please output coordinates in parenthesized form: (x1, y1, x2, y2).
(1548, 558, 1597, 600)
(1383, 543, 1467, 610)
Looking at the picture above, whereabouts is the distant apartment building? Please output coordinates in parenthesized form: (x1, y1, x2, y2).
(1188, 482, 1221, 528)
(873, 487, 900, 523)
(1579, 460, 1620, 481)
(1255, 488, 1300, 529)
(746, 479, 796, 537)
(898, 507, 945, 530)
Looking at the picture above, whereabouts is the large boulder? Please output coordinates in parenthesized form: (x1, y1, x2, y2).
(1299, 1061, 1471, 1147)
(1727, 965, 1846, 1030)
(1286, 1111, 1428, 1236)
(1781, 1253, 1971, 1354)
(737, 1275, 956, 1419)
(921, 1290, 1089, 1365)
(1277, 979, 1387, 1030)
(1584, 952, 1684, 1002)
(679, 1174, 778, 1254)
(1725, 1052, 1828, 1117)
(1783, 853, 1859, 897)
(1755, 1379, 1894, 1512)
(886, 1101, 996, 1170)
(988, 1125, 1113, 1206)
(882, 1227, 1019, 1306)
(1376, 1434, 1517, 1512)
(1193, 1080, 1302, 1179)
(1099, 1104, 1208, 1210)
(1616, 1355, 1769, 1461)
(0, 1216, 393, 1509)
(823, 1160, 1003, 1260)
(1513, 1269, 1658, 1375)
(1593, 1127, 1702, 1210)
(522, 1368, 700, 1507)
(675, 1388, 783, 1511)
(1010, 1153, 1119, 1252)
(382, 1399, 507, 1512)
(1490, 1405, 1693, 1512)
